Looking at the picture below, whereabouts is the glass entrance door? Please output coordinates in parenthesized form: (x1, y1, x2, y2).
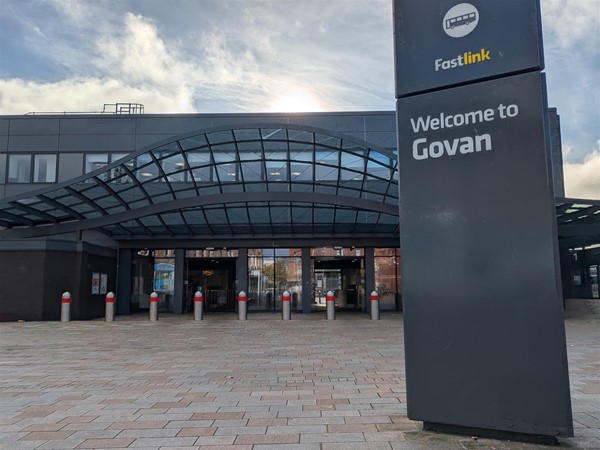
(186, 258, 236, 312)
(312, 258, 363, 311)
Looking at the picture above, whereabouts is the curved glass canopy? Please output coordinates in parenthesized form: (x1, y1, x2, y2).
(0, 124, 400, 238)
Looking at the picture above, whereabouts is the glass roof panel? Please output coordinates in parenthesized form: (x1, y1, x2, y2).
(315, 134, 341, 148)
(341, 151, 365, 171)
(187, 151, 211, 167)
(161, 153, 185, 174)
(237, 142, 262, 159)
(153, 143, 181, 159)
(134, 161, 160, 181)
(288, 130, 313, 143)
(261, 128, 286, 140)
(204, 208, 228, 224)
(315, 166, 338, 181)
(215, 164, 238, 183)
(249, 207, 270, 223)
(227, 207, 249, 224)
(207, 130, 234, 145)
(234, 128, 261, 141)
(289, 142, 313, 161)
(180, 135, 208, 150)
(263, 141, 286, 156)
(290, 163, 312, 181)
(271, 206, 291, 223)
(182, 210, 206, 224)
(241, 161, 262, 182)
(212, 148, 237, 163)
(292, 206, 312, 223)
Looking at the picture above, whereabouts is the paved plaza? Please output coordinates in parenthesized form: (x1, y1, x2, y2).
(1, 301, 599, 450)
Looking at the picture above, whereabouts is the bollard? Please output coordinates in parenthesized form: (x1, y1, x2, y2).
(370, 290, 380, 320)
(282, 290, 291, 320)
(149, 292, 159, 321)
(105, 292, 116, 322)
(194, 290, 204, 321)
(60, 292, 71, 322)
(326, 290, 335, 320)
(238, 291, 248, 321)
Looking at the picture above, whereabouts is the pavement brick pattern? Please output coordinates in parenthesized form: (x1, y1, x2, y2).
(1, 302, 599, 449)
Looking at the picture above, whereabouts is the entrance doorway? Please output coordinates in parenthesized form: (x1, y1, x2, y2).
(313, 257, 363, 311)
(186, 258, 236, 312)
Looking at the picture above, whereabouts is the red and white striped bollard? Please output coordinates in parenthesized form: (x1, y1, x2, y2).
(105, 292, 116, 322)
(194, 290, 204, 321)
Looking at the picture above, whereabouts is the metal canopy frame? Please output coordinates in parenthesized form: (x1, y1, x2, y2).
(0, 123, 597, 247)
(0, 123, 400, 239)
(555, 198, 600, 248)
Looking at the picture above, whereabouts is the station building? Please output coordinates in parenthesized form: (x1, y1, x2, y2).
(0, 106, 598, 321)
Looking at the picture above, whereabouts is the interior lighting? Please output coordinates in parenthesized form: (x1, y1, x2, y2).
(141, 172, 153, 177)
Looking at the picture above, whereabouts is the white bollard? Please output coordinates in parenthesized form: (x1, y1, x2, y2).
(60, 292, 71, 322)
(149, 292, 159, 321)
(238, 290, 248, 321)
(326, 290, 335, 320)
(194, 290, 204, 321)
(370, 290, 380, 320)
(105, 292, 116, 322)
(282, 290, 291, 320)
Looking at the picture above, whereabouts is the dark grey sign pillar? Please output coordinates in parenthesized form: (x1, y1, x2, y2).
(393, 0, 573, 441)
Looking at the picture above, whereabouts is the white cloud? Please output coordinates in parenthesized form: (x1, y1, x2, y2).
(563, 146, 600, 199)
(0, 77, 194, 114)
(542, 0, 600, 52)
(0, 13, 197, 114)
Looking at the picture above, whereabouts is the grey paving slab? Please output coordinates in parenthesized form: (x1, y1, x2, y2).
(0, 305, 597, 449)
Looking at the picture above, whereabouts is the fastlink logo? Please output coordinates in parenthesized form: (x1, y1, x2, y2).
(434, 48, 491, 71)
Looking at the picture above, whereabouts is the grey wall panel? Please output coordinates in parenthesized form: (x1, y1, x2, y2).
(135, 117, 213, 135)
(365, 113, 396, 132)
(4, 184, 41, 197)
(8, 135, 59, 152)
(210, 114, 284, 127)
(288, 114, 366, 133)
(59, 117, 136, 135)
(549, 108, 565, 197)
(0, 185, 5, 197)
(9, 118, 60, 135)
(341, 131, 368, 142)
(59, 134, 136, 152)
(135, 134, 178, 150)
(365, 131, 398, 149)
(58, 153, 84, 182)
(0, 120, 9, 135)
(0, 135, 7, 151)
(0, 154, 6, 184)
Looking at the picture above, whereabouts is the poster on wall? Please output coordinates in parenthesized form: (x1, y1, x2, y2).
(91, 272, 100, 294)
(100, 273, 107, 294)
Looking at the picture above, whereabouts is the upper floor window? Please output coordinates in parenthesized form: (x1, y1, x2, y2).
(8, 155, 31, 183)
(34, 154, 57, 183)
(85, 154, 109, 174)
(7, 154, 57, 183)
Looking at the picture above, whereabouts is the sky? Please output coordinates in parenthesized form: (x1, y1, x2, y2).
(0, 0, 598, 199)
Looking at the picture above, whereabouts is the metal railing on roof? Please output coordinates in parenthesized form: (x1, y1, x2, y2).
(25, 103, 144, 115)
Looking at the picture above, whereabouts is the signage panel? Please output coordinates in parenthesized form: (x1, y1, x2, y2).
(397, 72, 573, 436)
(394, 0, 544, 97)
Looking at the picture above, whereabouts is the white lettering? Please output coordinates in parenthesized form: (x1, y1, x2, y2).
(412, 138, 428, 160)
(408, 109, 495, 133)
(411, 134, 492, 161)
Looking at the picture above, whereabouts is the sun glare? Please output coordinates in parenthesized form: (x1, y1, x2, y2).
(269, 89, 324, 113)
